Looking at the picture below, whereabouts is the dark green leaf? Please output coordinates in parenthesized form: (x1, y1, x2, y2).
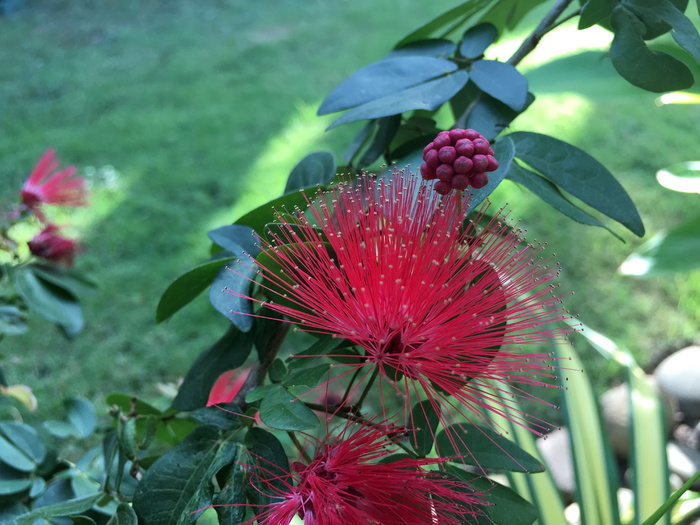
(358, 115, 401, 167)
(254, 307, 285, 359)
(620, 212, 700, 277)
(328, 71, 470, 129)
(16, 493, 102, 524)
(470, 60, 528, 110)
(208, 259, 255, 331)
(610, 6, 694, 92)
(467, 136, 515, 212)
(29, 477, 45, 498)
(133, 426, 237, 525)
(389, 39, 457, 58)
(410, 400, 440, 457)
(479, 0, 549, 31)
(627, 0, 700, 63)
(156, 256, 235, 323)
(208, 225, 260, 256)
(9, 265, 83, 337)
(258, 387, 318, 431)
(344, 121, 375, 164)
(459, 23, 498, 58)
(269, 358, 287, 383)
(71, 517, 97, 525)
(244, 428, 290, 509)
(0, 433, 35, 472)
(212, 459, 246, 525)
(65, 397, 96, 439)
(436, 424, 544, 472)
(42, 420, 81, 438)
(508, 131, 645, 236)
(0, 422, 46, 465)
(191, 403, 242, 430)
(579, 0, 617, 29)
(235, 190, 311, 234)
(106, 503, 138, 525)
(0, 503, 29, 522)
(172, 326, 254, 411)
(284, 152, 337, 194)
(0, 304, 27, 335)
(466, 92, 534, 142)
(447, 467, 538, 525)
(506, 162, 622, 239)
(319, 56, 458, 115)
(0, 462, 32, 495)
(283, 363, 331, 390)
(245, 384, 280, 403)
(118, 418, 138, 459)
(396, 0, 493, 47)
(30, 264, 97, 298)
(286, 334, 344, 370)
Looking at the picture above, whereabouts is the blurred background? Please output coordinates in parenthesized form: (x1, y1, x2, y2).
(1, 0, 698, 421)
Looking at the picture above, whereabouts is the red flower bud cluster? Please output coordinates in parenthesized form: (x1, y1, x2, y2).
(420, 129, 499, 195)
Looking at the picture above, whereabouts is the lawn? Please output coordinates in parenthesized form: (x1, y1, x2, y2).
(1, 0, 698, 421)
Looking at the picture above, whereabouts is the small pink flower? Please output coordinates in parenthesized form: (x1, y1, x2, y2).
(20, 150, 87, 218)
(27, 224, 79, 266)
(243, 421, 485, 524)
(229, 170, 572, 440)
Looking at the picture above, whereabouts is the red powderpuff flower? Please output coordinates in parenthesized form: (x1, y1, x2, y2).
(27, 224, 80, 267)
(242, 421, 485, 524)
(229, 171, 571, 438)
(21, 150, 88, 218)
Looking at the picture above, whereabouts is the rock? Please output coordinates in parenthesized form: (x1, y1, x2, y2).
(667, 440, 700, 490)
(655, 346, 700, 421)
(537, 427, 575, 500)
(599, 378, 677, 458)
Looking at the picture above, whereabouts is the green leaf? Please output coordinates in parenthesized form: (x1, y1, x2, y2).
(389, 39, 457, 58)
(506, 162, 622, 239)
(65, 397, 96, 439)
(0, 462, 32, 495)
(284, 152, 337, 194)
(554, 340, 621, 525)
(627, 0, 700, 63)
(467, 136, 515, 212)
(465, 92, 534, 142)
(208, 259, 255, 331)
(470, 60, 528, 111)
(235, 190, 311, 234)
(244, 428, 290, 509)
(619, 213, 700, 277)
(283, 363, 331, 390)
(579, 0, 617, 29)
(106, 503, 138, 525)
(172, 326, 254, 411)
(258, 386, 318, 431)
(16, 493, 103, 524)
(132, 426, 237, 525)
(9, 265, 84, 337)
(30, 263, 97, 298)
(396, 0, 493, 47)
(245, 384, 280, 403)
(0, 433, 35, 472)
(358, 115, 401, 167)
(286, 334, 344, 369)
(0, 304, 27, 335)
(42, 420, 81, 438)
(656, 161, 700, 193)
(0, 422, 46, 465)
(447, 467, 538, 525)
(409, 400, 440, 457)
(211, 458, 246, 525)
(319, 56, 458, 115)
(479, 0, 550, 31)
(207, 224, 260, 256)
(610, 5, 694, 92)
(190, 403, 242, 430)
(436, 423, 544, 473)
(459, 23, 498, 59)
(508, 131, 645, 236)
(156, 255, 235, 323)
(327, 71, 470, 130)
(105, 394, 162, 416)
(641, 470, 700, 525)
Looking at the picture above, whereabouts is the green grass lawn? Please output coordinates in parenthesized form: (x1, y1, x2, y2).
(1, 1, 698, 421)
